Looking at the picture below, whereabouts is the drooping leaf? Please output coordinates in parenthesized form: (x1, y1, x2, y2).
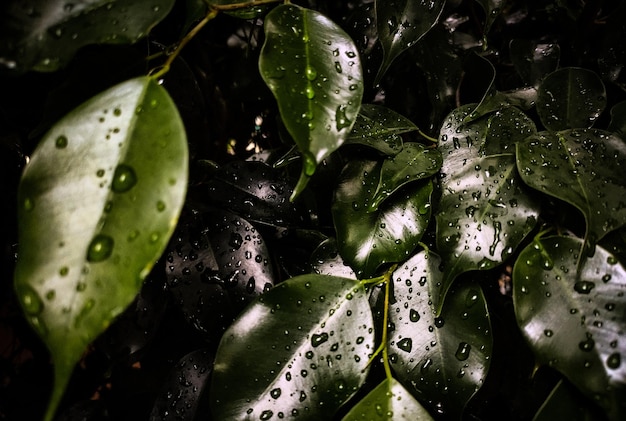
(370, 142, 442, 211)
(509, 39, 560, 87)
(13, 76, 188, 420)
(342, 378, 434, 420)
(533, 379, 608, 421)
(259, 4, 364, 200)
(389, 251, 493, 420)
(608, 101, 626, 139)
(513, 236, 626, 420)
(435, 105, 540, 314)
(516, 129, 626, 253)
(345, 104, 417, 156)
(536, 67, 607, 131)
(374, 0, 445, 84)
(0, 0, 175, 72)
(210, 274, 375, 420)
(332, 159, 433, 279)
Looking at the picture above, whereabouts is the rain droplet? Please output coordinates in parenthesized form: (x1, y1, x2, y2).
(113, 107, 122, 116)
(311, 332, 329, 348)
(455, 342, 471, 361)
(397, 337, 412, 352)
(579, 338, 595, 352)
(260, 410, 273, 420)
(111, 164, 137, 193)
(607, 352, 621, 369)
(55, 135, 68, 149)
(23, 197, 34, 211)
(87, 234, 114, 262)
(465, 289, 479, 307)
(305, 66, 317, 80)
(335, 105, 351, 131)
(574, 280, 595, 294)
(156, 200, 166, 212)
(544, 329, 553, 337)
(270, 388, 281, 399)
(409, 309, 420, 322)
(20, 285, 44, 315)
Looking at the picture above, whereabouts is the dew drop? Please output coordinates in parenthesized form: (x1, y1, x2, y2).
(335, 105, 351, 131)
(111, 164, 137, 193)
(397, 337, 412, 352)
(270, 388, 281, 399)
(607, 352, 621, 369)
(260, 410, 273, 420)
(579, 338, 595, 352)
(311, 332, 329, 348)
(574, 281, 595, 294)
(23, 197, 34, 211)
(20, 285, 44, 315)
(113, 107, 122, 116)
(409, 309, 420, 322)
(455, 342, 471, 361)
(156, 200, 166, 212)
(55, 135, 68, 149)
(544, 329, 553, 337)
(305, 66, 317, 80)
(87, 234, 114, 262)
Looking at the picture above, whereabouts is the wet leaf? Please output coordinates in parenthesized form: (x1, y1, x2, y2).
(516, 129, 626, 251)
(536, 67, 607, 131)
(210, 274, 374, 420)
(0, 0, 174, 72)
(533, 379, 608, 421)
(259, 4, 363, 200)
(608, 101, 626, 140)
(311, 238, 357, 279)
(342, 378, 434, 420)
(332, 159, 433, 279)
(513, 236, 626, 419)
(436, 105, 540, 314)
(345, 104, 417, 156)
(207, 0, 270, 19)
(14, 76, 188, 420)
(374, 0, 445, 84)
(389, 251, 493, 419)
(509, 39, 560, 87)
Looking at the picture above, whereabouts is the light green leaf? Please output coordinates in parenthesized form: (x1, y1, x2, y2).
(516, 129, 626, 254)
(210, 274, 374, 420)
(513, 236, 626, 420)
(342, 378, 434, 420)
(0, 0, 175, 72)
(374, 0, 445, 84)
(389, 251, 493, 420)
(536, 67, 607, 131)
(259, 4, 363, 200)
(14, 76, 188, 421)
(332, 159, 433, 279)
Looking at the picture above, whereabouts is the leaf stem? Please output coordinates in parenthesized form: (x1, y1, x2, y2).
(417, 127, 438, 143)
(213, 0, 284, 11)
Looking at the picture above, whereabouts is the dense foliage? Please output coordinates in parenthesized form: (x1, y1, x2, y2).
(1, 0, 626, 420)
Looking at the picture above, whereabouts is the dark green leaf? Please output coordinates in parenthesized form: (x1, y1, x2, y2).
(14, 77, 188, 420)
(311, 238, 357, 279)
(509, 39, 560, 87)
(513, 236, 626, 419)
(516, 129, 626, 250)
(342, 378, 434, 420)
(536, 67, 607, 131)
(474, 0, 504, 36)
(0, 0, 175, 72)
(389, 251, 493, 419)
(259, 4, 364, 200)
(374, 0, 445, 84)
(332, 159, 433, 279)
(210, 274, 374, 420)
(608, 101, 626, 140)
(533, 380, 608, 421)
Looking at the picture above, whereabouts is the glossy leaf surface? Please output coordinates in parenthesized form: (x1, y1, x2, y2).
(259, 4, 363, 199)
(389, 251, 493, 419)
(509, 40, 560, 87)
(374, 0, 445, 84)
(436, 105, 540, 313)
(333, 159, 432, 279)
(536, 67, 607, 131)
(210, 275, 374, 420)
(513, 236, 626, 419)
(0, 0, 174, 72)
(14, 76, 188, 419)
(516, 129, 626, 249)
(311, 238, 357, 279)
(342, 378, 433, 420)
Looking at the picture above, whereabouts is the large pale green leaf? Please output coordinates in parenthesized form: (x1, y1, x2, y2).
(342, 378, 434, 420)
(210, 274, 374, 420)
(516, 129, 626, 254)
(0, 0, 174, 72)
(14, 76, 188, 420)
(509, 39, 560, 87)
(389, 251, 493, 419)
(435, 105, 540, 314)
(259, 4, 363, 200)
(513, 236, 626, 420)
(332, 159, 433, 279)
(536, 67, 607, 131)
(374, 0, 445, 84)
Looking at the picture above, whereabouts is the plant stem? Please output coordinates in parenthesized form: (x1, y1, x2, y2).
(417, 127, 438, 143)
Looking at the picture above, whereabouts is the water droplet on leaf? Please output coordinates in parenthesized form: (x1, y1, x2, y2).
(112, 164, 137, 193)
(87, 234, 114, 262)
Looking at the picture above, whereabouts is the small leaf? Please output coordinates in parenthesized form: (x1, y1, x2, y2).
(389, 251, 493, 420)
(342, 378, 434, 420)
(536, 67, 607, 131)
(509, 39, 560, 87)
(14, 76, 188, 420)
(259, 4, 363, 200)
(374, 0, 445, 84)
(513, 236, 626, 419)
(516, 129, 626, 251)
(210, 274, 375, 420)
(332, 159, 433, 279)
(0, 0, 175, 72)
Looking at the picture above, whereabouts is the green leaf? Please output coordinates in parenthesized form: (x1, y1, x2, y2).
(345, 104, 417, 156)
(374, 0, 445, 84)
(210, 274, 374, 420)
(14, 76, 188, 420)
(0, 0, 175, 72)
(516, 129, 626, 252)
(608, 101, 626, 140)
(533, 380, 608, 421)
(435, 105, 540, 314)
(311, 238, 357, 279)
(513, 236, 626, 420)
(342, 378, 434, 420)
(474, 0, 504, 36)
(389, 251, 493, 420)
(536, 67, 607, 131)
(370, 143, 442, 211)
(259, 4, 364, 200)
(332, 159, 433, 279)
(509, 39, 560, 87)
(207, 0, 270, 19)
